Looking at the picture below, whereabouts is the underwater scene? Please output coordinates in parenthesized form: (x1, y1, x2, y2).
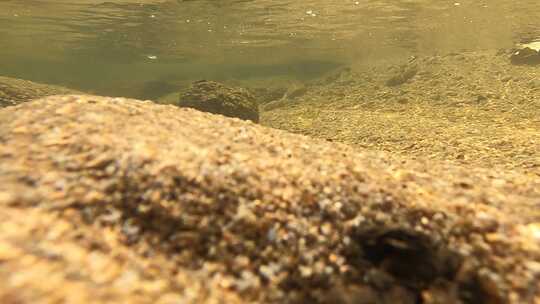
(1, 1, 539, 303)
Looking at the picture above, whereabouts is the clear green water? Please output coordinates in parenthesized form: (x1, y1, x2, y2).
(1, 0, 539, 99)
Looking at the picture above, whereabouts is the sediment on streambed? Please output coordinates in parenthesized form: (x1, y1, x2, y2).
(261, 50, 540, 173)
(0, 95, 539, 303)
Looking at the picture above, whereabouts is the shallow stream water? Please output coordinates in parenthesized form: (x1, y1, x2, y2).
(1, 3, 540, 303)
(1, 0, 540, 98)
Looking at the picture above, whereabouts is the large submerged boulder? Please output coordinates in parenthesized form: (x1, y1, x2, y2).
(178, 80, 259, 122)
(0, 95, 539, 303)
(0, 76, 81, 107)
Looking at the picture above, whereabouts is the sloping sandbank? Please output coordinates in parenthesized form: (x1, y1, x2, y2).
(261, 50, 540, 175)
(0, 95, 539, 304)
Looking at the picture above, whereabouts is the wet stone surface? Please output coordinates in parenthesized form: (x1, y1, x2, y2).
(177, 80, 260, 123)
(510, 41, 540, 65)
(0, 76, 81, 108)
(0, 95, 539, 303)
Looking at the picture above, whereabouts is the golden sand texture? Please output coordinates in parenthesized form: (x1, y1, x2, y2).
(1, 95, 539, 303)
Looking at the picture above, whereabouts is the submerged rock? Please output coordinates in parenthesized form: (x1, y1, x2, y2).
(0, 95, 539, 303)
(178, 80, 259, 122)
(0, 76, 81, 107)
(510, 42, 540, 65)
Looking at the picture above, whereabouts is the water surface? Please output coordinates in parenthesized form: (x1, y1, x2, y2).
(1, 0, 539, 97)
